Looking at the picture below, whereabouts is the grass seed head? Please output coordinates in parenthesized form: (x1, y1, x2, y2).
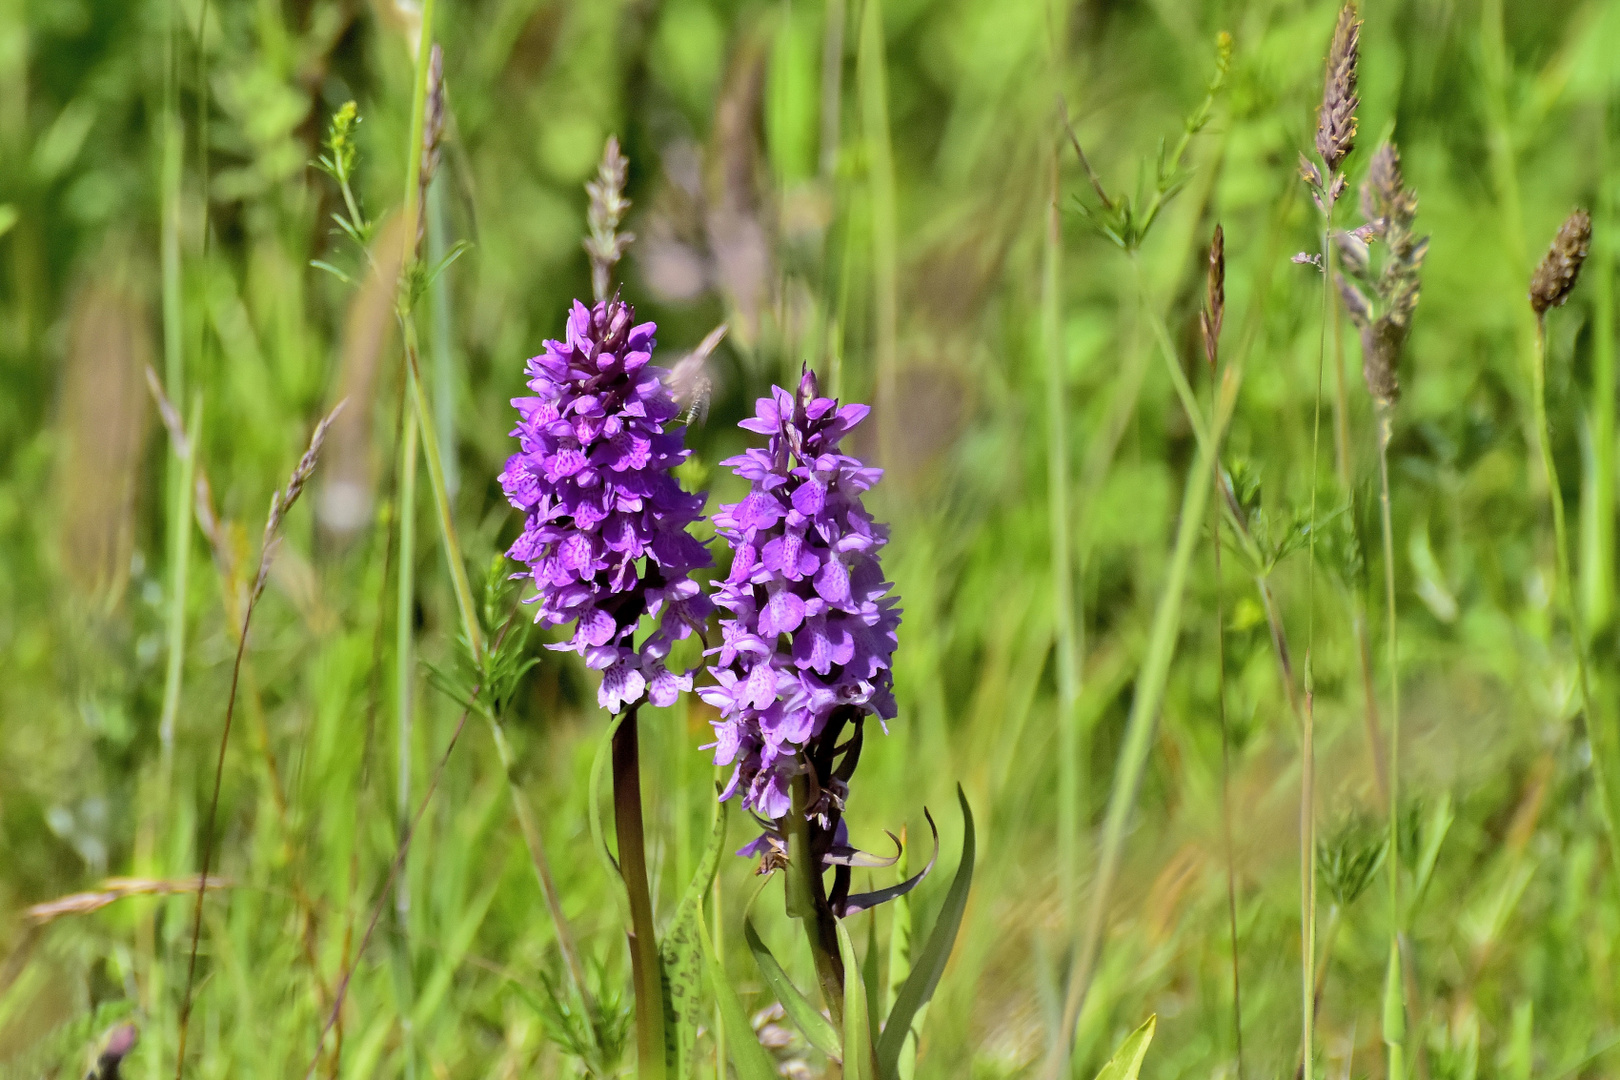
(584, 136, 635, 303)
(416, 44, 445, 253)
(1339, 141, 1426, 409)
(1315, 4, 1361, 175)
(1530, 208, 1593, 316)
(1200, 223, 1225, 371)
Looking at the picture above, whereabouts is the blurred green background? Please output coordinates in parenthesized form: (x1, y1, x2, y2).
(3, 0, 1620, 1076)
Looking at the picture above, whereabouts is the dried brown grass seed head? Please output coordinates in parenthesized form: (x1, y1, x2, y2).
(1200, 223, 1225, 371)
(1530, 208, 1593, 316)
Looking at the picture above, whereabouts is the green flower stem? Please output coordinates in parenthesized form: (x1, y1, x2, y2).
(393, 391, 419, 1075)
(158, 396, 200, 765)
(1376, 407, 1404, 1080)
(1044, 152, 1082, 936)
(787, 772, 845, 1029)
(402, 324, 483, 669)
(612, 706, 669, 1080)
(1533, 321, 1620, 872)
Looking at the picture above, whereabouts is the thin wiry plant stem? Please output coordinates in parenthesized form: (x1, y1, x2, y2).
(1533, 319, 1620, 874)
(1302, 213, 1334, 1080)
(394, 379, 420, 1070)
(1210, 340, 1244, 1080)
(392, 4, 593, 1033)
(177, 404, 342, 1078)
(1376, 406, 1405, 1080)
(1044, 148, 1081, 937)
(488, 715, 598, 1026)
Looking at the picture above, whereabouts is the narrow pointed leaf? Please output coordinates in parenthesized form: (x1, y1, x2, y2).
(1090, 1014, 1157, 1080)
(309, 260, 355, 285)
(875, 787, 975, 1078)
(837, 921, 875, 1080)
(862, 910, 882, 1051)
(661, 800, 731, 1077)
(743, 916, 842, 1059)
(834, 813, 939, 916)
(695, 908, 779, 1080)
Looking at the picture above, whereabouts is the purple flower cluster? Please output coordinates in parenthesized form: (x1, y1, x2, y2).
(500, 298, 713, 713)
(699, 370, 900, 818)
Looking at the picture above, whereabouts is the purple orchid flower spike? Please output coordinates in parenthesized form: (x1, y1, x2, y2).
(701, 367, 911, 904)
(500, 296, 714, 712)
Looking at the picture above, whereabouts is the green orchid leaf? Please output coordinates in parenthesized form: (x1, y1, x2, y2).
(743, 916, 842, 1059)
(875, 786, 975, 1079)
(837, 921, 875, 1080)
(660, 799, 730, 1077)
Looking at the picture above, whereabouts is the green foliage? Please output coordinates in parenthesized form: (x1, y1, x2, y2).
(1090, 1015, 1157, 1080)
(4, 0, 1620, 1077)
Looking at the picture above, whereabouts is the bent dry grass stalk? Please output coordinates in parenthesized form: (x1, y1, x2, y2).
(176, 401, 344, 1078)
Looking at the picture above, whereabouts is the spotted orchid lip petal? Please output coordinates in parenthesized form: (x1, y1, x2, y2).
(499, 297, 715, 714)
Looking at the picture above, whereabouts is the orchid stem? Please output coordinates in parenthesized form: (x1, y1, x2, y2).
(613, 706, 669, 1079)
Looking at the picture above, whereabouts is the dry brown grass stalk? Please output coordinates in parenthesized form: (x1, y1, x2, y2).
(24, 876, 230, 925)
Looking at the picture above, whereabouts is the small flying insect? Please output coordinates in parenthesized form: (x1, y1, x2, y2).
(664, 322, 727, 426)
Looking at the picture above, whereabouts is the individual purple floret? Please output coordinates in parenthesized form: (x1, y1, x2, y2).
(500, 297, 713, 713)
(700, 369, 900, 820)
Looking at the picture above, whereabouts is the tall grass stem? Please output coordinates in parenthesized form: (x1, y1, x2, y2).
(1376, 408, 1405, 1080)
(1048, 362, 1242, 1078)
(1043, 149, 1081, 935)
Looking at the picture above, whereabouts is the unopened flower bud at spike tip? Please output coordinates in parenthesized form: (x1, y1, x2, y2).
(1530, 209, 1593, 316)
(499, 297, 714, 714)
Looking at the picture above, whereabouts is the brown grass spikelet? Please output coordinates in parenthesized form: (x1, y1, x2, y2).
(1530, 208, 1592, 316)
(415, 43, 445, 253)
(1338, 142, 1427, 409)
(1200, 223, 1225, 371)
(1315, 4, 1360, 175)
(253, 401, 346, 605)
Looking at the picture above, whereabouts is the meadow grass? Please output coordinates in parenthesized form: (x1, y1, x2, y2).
(4, 1, 1620, 1078)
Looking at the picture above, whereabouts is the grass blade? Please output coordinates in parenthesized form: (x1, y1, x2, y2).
(695, 902, 779, 1080)
(875, 787, 975, 1079)
(1090, 1014, 1157, 1080)
(743, 916, 842, 1059)
(838, 921, 875, 1080)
